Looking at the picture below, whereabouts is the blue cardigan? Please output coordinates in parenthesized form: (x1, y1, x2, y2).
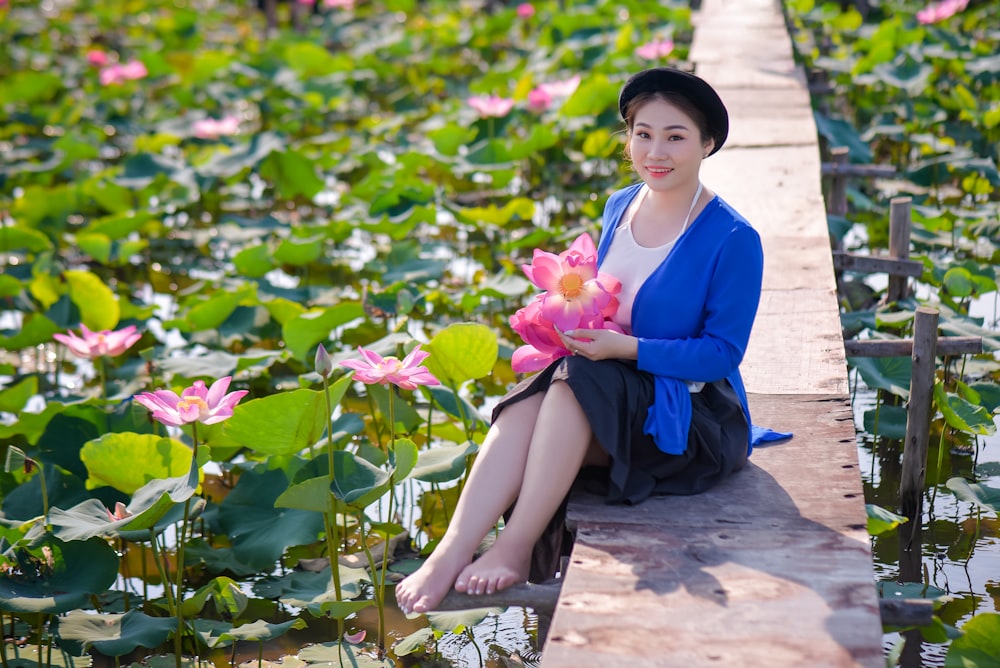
(596, 183, 764, 456)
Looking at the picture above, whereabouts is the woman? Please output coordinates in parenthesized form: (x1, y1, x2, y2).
(395, 67, 764, 615)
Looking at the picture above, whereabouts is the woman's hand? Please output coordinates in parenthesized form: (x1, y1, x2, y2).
(557, 327, 639, 361)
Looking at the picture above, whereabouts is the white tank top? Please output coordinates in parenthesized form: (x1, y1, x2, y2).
(601, 183, 706, 393)
(602, 182, 703, 330)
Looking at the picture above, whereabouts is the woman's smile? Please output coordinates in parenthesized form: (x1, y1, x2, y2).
(644, 165, 673, 178)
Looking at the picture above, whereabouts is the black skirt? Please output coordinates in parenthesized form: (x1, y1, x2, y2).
(493, 356, 749, 581)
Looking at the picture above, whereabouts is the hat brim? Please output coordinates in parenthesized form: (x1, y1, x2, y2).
(618, 68, 729, 156)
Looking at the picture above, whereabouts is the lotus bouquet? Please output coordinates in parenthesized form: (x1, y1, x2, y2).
(510, 233, 623, 373)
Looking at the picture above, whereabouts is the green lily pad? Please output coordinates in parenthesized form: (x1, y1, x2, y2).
(80, 432, 197, 494)
(391, 627, 434, 657)
(0, 643, 90, 668)
(946, 477, 1000, 515)
(253, 566, 367, 607)
(0, 536, 120, 614)
(944, 612, 1000, 667)
(38, 455, 197, 541)
(410, 442, 477, 484)
(423, 323, 498, 387)
(222, 389, 329, 457)
(296, 642, 393, 666)
(935, 382, 997, 436)
(866, 504, 908, 536)
(849, 356, 911, 398)
(330, 450, 391, 509)
(199, 618, 308, 649)
(54, 609, 176, 657)
(214, 468, 325, 569)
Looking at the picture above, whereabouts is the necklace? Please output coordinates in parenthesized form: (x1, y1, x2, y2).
(679, 181, 704, 235)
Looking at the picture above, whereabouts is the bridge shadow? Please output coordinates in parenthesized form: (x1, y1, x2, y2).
(559, 443, 884, 665)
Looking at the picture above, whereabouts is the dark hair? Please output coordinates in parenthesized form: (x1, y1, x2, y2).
(621, 90, 713, 159)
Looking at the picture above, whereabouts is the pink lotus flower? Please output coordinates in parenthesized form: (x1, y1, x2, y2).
(99, 59, 148, 86)
(528, 75, 581, 112)
(635, 39, 674, 60)
(135, 377, 249, 427)
(53, 325, 142, 360)
(467, 94, 515, 118)
(916, 0, 968, 23)
(516, 2, 535, 18)
(340, 345, 441, 390)
(509, 233, 623, 373)
(105, 502, 133, 522)
(324, 0, 355, 7)
(521, 233, 621, 332)
(527, 87, 553, 112)
(87, 50, 108, 67)
(537, 75, 580, 98)
(192, 115, 240, 139)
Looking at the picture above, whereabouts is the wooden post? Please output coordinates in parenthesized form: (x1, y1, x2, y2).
(827, 147, 850, 217)
(263, 0, 278, 36)
(887, 197, 913, 303)
(898, 307, 938, 582)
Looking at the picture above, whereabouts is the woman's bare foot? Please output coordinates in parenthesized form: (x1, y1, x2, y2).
(395, 549, 471, 615)
(454, 543, 530, 596)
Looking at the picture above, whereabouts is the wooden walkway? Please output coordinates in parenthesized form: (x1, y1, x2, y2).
(538, 0, 885, 665)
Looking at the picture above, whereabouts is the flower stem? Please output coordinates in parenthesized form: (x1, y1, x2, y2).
(322, 375, 345, 602)
(37, 462, 50, 530)
(358, 520, 385, 652)
(173, 423, 199, 668)
(148, 529, 176, 611)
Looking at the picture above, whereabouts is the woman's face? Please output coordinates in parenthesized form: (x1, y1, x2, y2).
(628, 98, 712, 194)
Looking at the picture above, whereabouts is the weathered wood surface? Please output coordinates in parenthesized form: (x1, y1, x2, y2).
(540, 0, 884, 665)
(543, 396, 882, 667)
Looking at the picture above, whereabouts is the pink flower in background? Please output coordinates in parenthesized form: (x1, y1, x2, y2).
(527, 87, 553, 112)
(516, 3, 535, 18)
(105, 502, 133, 522)
(340, 345, 441, 390)
(192, 115, 240, 139)
(135, 377, 248, 427)
(467, 94, 515, 118)
(86, 50, 108, 67)
(529, 75, 581, 112)
(53, 325, 142, 360)
(510, 233, 623, 373)
(538, 75, 580, 98)
(324, 0, 355, 7)
(635, 39, 674, 60)
(916, 0, 968, 23)
(99, 59, 147, 86)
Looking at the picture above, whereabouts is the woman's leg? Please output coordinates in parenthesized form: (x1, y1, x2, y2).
(394, 391, 544, 615)
(454, 380, 605, 596)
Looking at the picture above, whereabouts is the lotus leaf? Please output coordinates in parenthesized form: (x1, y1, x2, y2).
(0, 536, 119, 614)
(55, 609, 177, 657)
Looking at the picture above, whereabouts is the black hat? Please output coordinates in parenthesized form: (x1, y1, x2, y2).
(618, 67, 729, 156)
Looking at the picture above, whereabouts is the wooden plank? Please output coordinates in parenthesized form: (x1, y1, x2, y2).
(845, 337, 982, 358)
(822, 163, 898, 178)
(833, 251, 924, 278)
(743, 289, 847, 395)
(700, 145, 829, 254)
(544, 395, 883, 667)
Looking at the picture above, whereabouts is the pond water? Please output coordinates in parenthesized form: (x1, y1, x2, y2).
(841, 271, 1000, 665)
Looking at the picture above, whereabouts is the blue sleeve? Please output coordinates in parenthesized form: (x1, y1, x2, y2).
(636, 224, 763, 382)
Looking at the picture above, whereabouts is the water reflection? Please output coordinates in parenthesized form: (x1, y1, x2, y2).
(852, 371, 1000, 666)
